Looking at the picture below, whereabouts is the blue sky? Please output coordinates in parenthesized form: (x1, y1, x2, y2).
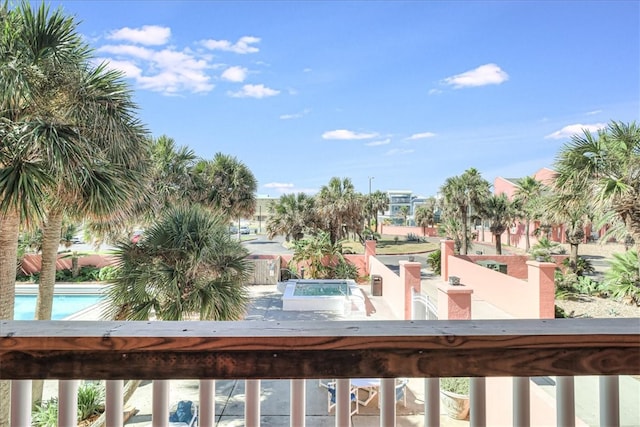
(43, 1, 639, 197)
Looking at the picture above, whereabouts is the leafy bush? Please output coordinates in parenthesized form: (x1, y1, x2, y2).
(406, 233, 420, 242)
(531, 237, 564, 261)
(98, 266, 119, 281)
(32, 398, 58, 427)
(333, 260, 359, 280)
(604, 250, 639, 304)
(77, 382, 104, 420)
(440, 377, 469, 395)
(427, 249, 441, 275)
(562, 256, 595, 276)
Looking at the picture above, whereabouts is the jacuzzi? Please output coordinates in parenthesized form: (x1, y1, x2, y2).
(278, 279, 365, 314)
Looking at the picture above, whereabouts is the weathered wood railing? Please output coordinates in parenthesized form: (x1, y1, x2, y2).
(2, 318, 639, 426)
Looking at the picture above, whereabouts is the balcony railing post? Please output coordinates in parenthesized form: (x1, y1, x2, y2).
(245, 379, 261, 427)
(556, 376, 575, 427)
(58, 380, 79, 427)
(379, 378, 396, 426)
(199, 379, 216, 427)
(335, 378, 351, 427)
(470, 377, 486, 427)
(513, 377, 530, 427)
(290, 379, 306, 427)
(152, 379, 170, 427)
(10, 380, 31, 426)
(105, 380, 123, 427)
(599, 375, 620, 427)
(424, 378, 440, 427)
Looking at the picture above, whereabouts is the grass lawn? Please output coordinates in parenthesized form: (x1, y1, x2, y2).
(343, 236, 438, 255)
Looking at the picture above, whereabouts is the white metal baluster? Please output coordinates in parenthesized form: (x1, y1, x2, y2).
(105, 380, 123, 427)
(424, 377, 440, 427)
(470, 377, 486, 427)
(290, 379, 306, 427)
(556, 376, 575, 427)
(10, 380, 31, 427)
(513, 377, 530, 427)
(599, 375, 619, 427)
(200, 379, 216, 427)
(152, 379, 170, 427)
(245, 379, 261, 427)
(58, 380, 79, 427)
(379, 378, 396, 427)
(335, 379, 351, 427)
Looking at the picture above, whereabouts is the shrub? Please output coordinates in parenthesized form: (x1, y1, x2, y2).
(427, 249, 441, 275)
(333, 260, 359, 280)
(406, 233, 420, 242)
(440, 377, 469, 395)
(604, 250, 639, 304)
(98, 266, 119, 281)
(77, 382, 104, 420)
(562, 256, 595, 276)
(32, 398, 58, 427)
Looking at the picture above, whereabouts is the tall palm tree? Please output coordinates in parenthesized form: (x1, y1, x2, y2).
(553, 121, 640, 274)
(482, 193, 513, 255)
(440, 168, 491, 254)
(266, 192, 316, 242)
(414, 202, 436, 235)
(513, 176, 543, 251)
(398, 205, 410, 226)
(192, 153, 257, 238)
(104, 204, 251, 321)
(368, 190, 389, 233)
(316, 177, 364, 244)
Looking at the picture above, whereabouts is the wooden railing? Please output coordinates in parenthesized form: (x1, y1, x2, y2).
(2, 318, 639, 426)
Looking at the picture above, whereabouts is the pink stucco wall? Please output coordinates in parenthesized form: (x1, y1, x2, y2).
(368, 256, 404, 320)
(21, 254, 117, 274)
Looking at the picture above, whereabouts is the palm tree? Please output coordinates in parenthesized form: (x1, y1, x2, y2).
(316, 177, 364, 244)
(266, 192, 316, 242)
(414, 198, 436, 234)
(482, 193, 513, 255)
(513, 176, 543, 251)
(440, 168, 491, 255)
(192, 153, 257, 239)
(104, 204, 251, 321)
(553, 121, 640, 274)
(368, 190, 389, 233)
(398, 205, 410, 226)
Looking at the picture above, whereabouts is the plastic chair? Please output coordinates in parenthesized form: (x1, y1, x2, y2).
(169, 400, 198, 426)
(327, 382, 359, 415)
(395, 378, 409, 407)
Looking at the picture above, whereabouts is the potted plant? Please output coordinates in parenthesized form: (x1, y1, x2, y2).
(440, 377, 470, 420)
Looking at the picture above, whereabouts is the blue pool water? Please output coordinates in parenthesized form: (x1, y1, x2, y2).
(14, 294, 104, 320)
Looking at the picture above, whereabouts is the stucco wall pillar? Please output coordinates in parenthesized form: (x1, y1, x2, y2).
(437, 283, 473, 320)
(364, 239, 377, 274)
(440, 240, 455, 281)
(526, 260, 557, 319)
(399, 260, 422, 320)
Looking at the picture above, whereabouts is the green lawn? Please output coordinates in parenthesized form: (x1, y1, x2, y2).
(343, 236, 438, 255)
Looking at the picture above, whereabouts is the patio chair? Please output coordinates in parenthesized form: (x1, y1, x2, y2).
(169, 400, 198, 426)
(327, 382, 359, 415)
(376, 378, 409, 408)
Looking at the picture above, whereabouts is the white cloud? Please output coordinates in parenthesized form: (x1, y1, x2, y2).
(264, 182, 294, 189)
(428, 88, 442, 95)
(585, 110, 602, 116)
(201, 36, 260, 54)
(407, 132, 436, 140)
(365, 138, 391, 146)
(322, 129, 379, 140)
(545, 123, 607, 140)
(385, 148, 415, 156)
(280, 108, 311, 120)
(303, 68, 312, 72)
(221, 66, 248, 82)
(228, 84, 280, 98)
(107, 25, 171, 46)
(98, 44, 213, 94)
(442, 63, 509, 89)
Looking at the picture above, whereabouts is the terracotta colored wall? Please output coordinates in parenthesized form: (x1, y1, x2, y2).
(377, 225, 438, 237)
(21, 254, 117, 274)
(493, 176, 518, 198)
(457, 255, 531, 279)
(447, 255, 543, 319)
(279, 254, 367, 278)
(368, 256, 404, 320)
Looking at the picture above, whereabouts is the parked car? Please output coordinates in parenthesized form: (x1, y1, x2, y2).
(240, 226, 251, 235)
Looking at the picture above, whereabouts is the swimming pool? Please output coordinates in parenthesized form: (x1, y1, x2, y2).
(14, 284, 107, 320)
(279, 279, 365, 314)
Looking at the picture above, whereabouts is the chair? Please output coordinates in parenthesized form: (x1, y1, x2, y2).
(327, 382, 359, 415)
(395, 378, 409, 407)
(169, 400, 198, 427)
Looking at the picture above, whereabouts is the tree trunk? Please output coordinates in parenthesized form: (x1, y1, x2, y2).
(0, 211, 21, 427)
(32, 209, 64, 404)
(461, 210, 469, 255)
(495, 233, 502, 255)
(570, 243, 579, 271)
(525, 220, 531, 252)
(72, 252, 79, 278)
